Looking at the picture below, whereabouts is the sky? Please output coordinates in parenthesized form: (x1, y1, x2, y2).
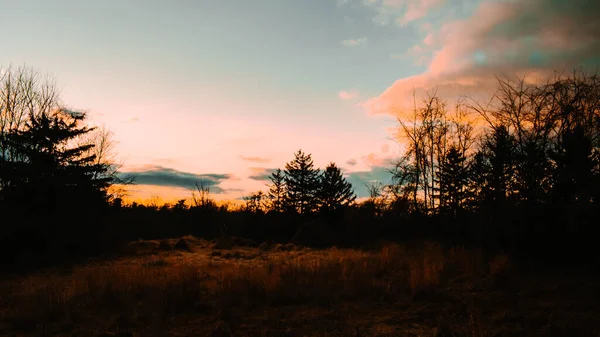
(1, 0, 599, 203)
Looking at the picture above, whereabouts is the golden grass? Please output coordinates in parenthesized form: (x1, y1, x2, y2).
(3, 240, 599, 336)
(2, 242, 505, 326)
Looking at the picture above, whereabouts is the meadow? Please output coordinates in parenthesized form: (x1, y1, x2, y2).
(1, 237, 598, 337)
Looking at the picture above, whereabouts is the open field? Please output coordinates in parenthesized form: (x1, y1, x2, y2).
(1, 237, 598, 337)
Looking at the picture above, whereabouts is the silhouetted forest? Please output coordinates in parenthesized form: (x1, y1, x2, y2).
(2, 66, 600, 269)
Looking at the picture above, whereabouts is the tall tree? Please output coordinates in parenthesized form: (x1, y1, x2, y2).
(438, 146, 469, 215)
(284, 150, 320, 215)
(480, 125, 516, 205)
(267, 168, 286, 212)
(317, 162, 356, 212)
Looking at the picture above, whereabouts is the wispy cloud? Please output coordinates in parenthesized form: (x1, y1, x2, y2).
(338, 89, 359, 100)
(240, 156, 271, 163)
(118, 165, 231, 193)
(356, 0, 444, 26)
(397, 0, 444, 25)
(361, 152, 395, 167)
(341, 37, 367, 47)
(248, 167, 278, 181)
(152, 158, 178, 165)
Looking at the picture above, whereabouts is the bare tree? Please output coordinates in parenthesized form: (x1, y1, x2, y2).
(1, 65, 59, 162)
(395, 91, 450, 213)
(76, 125, 130, 201)
(191, 180, 216, 209)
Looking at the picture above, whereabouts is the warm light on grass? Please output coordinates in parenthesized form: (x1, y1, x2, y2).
(2, 241, 512, 334)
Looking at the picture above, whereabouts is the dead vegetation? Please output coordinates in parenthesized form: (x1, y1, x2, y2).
(0, 238, 598, 337)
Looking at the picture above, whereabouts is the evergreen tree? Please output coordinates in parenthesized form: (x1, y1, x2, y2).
(284, 150, 320, 215)
(551, 125, 596, 207)
(1, 109, 112, 214)
(267, 168, 286, 212)
(317, 162, 356, 212)
(438, 146, 469, 215)
(0, 109, 114, 252)
(481, 125, 516, 205)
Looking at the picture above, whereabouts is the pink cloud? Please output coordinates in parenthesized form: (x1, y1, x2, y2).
(341, 37, 367, 47)
(363, 0, 600, 118)
(364, 0, 444, 26)
(397, 0, 444, 25)
(339, 90, 359, 100)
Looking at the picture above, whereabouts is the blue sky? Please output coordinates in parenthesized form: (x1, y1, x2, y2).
(2, 0, 599, 202)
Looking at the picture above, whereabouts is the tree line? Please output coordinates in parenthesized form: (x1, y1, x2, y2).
(2, 65, 600, 267)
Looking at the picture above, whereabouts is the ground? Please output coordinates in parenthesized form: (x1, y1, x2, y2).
(1, 237, 598, 337)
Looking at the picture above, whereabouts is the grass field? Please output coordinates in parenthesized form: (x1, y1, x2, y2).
(1, 237, 598, 337)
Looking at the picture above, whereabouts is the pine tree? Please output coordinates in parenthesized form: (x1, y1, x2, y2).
(317, 162, 356, 212)
(284, 150, 320, 215)
(438, 146, 469, 215)
(1, 109, 112, 214)
(267, 168, 286, 212)
(482, 125, 516, 204)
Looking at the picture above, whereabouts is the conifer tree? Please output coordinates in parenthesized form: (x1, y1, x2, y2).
(317, 162, 356, 212)
(438, 146, 469, 215)
(284, 150, 320, 214)
(267, 168, 286, 212)
(1, 109, 112, 213)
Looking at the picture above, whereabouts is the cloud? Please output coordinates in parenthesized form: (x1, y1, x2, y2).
(361, 152, 395, 167)
(397, 0, 445, 25)
(346, 166, 394, 197)
(346, 158, 358, 166)
(240, 156, 271, 163)
(358, 0, 444, 26)
(363, 0, 600, 118)
(341, 37, 367, 47)
(248, 167, 278, 181)
(338, 90, 359, 100)
(118, 165, 231, 193)
(152, 158, 178, 165)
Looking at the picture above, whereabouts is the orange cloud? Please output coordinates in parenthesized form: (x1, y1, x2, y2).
(361, 152, 394, 167)
(240, 156, 271, 163)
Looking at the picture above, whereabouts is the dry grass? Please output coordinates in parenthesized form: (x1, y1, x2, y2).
(1, 238, 598, 337)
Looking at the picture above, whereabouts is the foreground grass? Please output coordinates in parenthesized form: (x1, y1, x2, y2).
(1, 239, 598, 337)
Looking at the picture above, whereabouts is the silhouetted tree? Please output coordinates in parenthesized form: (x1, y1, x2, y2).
(191, 180, 216, 209)
(1, 109, 112, 213)
(267, 168, 286, 212)
(438, 146, 469, 215)
(243, 191, 267, 214)
(284, 150, 320, 215)
(480, 125, 517, 205)
(317, 162, 356, 213)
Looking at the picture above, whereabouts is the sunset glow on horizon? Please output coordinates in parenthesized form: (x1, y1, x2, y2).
(2, 0, 599, 204)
